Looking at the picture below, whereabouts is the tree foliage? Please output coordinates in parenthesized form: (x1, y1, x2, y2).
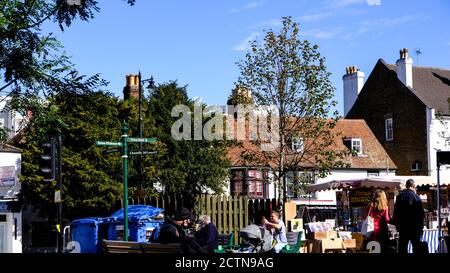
(0, 0, 135, 140)
(15, 91, 124, 220)
(148, 81, 230, 196)
(236, 17, 349, 200)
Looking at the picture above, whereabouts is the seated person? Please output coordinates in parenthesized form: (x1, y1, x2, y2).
(194, 215, 218, 253)
(262, 211, 288, 253)
(156, 207, 208, 253)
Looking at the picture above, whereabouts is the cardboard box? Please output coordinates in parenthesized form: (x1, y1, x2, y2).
(306, 231, 338, 240)
(321, 238, 344, 252)
(343, 239, 356, 249)
(306, 239, 322, 253)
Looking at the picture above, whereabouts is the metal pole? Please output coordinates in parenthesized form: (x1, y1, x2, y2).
(138, 72, 143, 192)
(122, 121, 129, 241)
(436, 161, 442, 253)
(57, 135, 62, 253)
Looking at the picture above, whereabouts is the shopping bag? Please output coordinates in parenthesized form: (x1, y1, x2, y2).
(361, 215, 374, 238)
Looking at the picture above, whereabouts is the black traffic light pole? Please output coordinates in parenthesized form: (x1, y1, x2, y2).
(40, 135, 63, 253)
(57, 135, 63, 254)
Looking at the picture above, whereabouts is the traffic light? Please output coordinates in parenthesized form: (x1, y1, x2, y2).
(40, 139, 56, 182)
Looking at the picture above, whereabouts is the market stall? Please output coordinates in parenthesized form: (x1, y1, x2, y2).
(395, 176, 450, 253)
(303, 177, 403, 253)
(307, 177, 403, 231)
(307, 176, 450, 253)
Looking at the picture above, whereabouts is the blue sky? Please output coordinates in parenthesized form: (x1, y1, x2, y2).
(43, 0, 450, 116)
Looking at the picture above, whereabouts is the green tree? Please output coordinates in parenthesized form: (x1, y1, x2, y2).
(236, 17, 348, 210)
(15, 91, 125, 220)
(147, 81, 230, 198)
(0, 0, 135, 140)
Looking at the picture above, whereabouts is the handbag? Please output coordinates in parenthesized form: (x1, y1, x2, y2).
(361, 208, 374, 238)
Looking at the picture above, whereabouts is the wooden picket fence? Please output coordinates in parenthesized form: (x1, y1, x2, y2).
(116, 194, 280, 245)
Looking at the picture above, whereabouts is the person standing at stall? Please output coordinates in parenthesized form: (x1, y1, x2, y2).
(367, 189, 390, 252)
(393, 179, 425, 253)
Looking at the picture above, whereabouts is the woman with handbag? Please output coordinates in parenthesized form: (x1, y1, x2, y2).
(367, 189, 390, 252)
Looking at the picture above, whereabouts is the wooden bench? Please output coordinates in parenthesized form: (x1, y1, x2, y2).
(102, 240, 183, 253)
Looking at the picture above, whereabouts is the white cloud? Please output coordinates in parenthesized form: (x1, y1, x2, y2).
(325, 0, 365, 9)
(325, 0, 381, 8)
(229, 1, 263, 13)
(302, 27, 345, 39)
(358, 15, 425, 33)
(299, 12, 334, 22)
(250, 18, 283, 29)
(232, 33, 259, 51)
(366, 0, 381, 6)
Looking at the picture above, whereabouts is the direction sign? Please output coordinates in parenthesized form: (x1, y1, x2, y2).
(129, 151, 158, 155)
(127, 137, 157, 143)
(96, 141, 122, 147)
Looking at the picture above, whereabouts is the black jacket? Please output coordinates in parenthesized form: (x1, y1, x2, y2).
(156, 217, 208, 253)
(393, 189, 424, 234)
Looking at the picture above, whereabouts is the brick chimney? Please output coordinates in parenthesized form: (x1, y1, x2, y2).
(123, 74, 140, 100)
(396, 48, 413, 88)
(343, 65, 365, 116)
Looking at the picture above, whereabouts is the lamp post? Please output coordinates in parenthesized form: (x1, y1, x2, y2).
(137, 73, 156, 192)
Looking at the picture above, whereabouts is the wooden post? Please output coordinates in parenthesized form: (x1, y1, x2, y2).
(239, 196, 244, 232)
(223, 195, 228, 234)
(244, 196, 249, 227)
(212, 195, 217, 226)
(206, 194, 211, 217)
(218, 195, 223, 234)
(234, 195, 238, 235)
(229, 196, 234, 244)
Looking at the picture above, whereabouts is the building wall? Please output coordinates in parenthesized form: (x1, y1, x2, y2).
(0, 97, 25, 140)
(347, 61, 429, 176)
(0, 150, 22, 253)
(427, 109, 450, 180)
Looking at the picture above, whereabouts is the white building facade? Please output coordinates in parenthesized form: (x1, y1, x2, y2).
(0, 145, 22, 253)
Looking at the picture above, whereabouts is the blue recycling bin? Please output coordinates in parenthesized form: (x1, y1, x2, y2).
(71, 217, 116, 253)
(108, 205, 164, 242)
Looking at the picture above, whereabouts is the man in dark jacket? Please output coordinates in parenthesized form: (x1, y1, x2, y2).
(394, 179, 425, 253)
(156, 207, 208, 253)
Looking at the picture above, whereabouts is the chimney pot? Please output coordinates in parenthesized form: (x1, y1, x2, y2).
(343, 65, 365, 116)
(396, 48, 413, 88)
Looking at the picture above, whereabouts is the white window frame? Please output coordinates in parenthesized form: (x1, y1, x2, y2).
(351, 138, 362, 155)
(292, 137, 304, 153)
(411, 161, 421, 171)
(385, 118, 393, 141)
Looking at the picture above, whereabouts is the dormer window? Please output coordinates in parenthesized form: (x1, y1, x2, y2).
(351, 138, 362, 155)
(292, 137, 304, 153)
(344, 137, 362, 156)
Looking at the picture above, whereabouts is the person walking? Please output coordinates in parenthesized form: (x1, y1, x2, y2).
(367, 189, 390, 252)
(394, 179, 425, 253)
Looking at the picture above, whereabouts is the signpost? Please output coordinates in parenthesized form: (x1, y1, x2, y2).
(95, 121, 157, 241)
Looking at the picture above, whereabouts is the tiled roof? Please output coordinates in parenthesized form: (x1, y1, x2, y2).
(227, 119, 397, 170)
(384, 60, 450, 115)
